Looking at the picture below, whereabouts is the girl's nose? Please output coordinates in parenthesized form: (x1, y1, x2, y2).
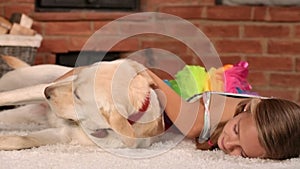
(225, 137, 240, 152)
(225, 138, 242, 156)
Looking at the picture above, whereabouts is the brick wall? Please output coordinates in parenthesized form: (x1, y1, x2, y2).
(0, 0, 299, 103)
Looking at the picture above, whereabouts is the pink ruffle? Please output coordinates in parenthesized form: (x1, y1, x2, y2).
(224, 61, 252, 93)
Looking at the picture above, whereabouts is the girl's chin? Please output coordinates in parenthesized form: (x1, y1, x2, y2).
(217, 135, 224, 151)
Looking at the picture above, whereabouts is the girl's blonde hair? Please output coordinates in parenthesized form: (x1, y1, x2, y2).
(254, 98, 300, 160)
(196, 98, 300, 160)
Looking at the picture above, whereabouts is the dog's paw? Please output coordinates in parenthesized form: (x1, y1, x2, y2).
(121, 136, 139, 148)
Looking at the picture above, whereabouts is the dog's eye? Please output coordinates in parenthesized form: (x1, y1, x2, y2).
(74, 89, 81, 100)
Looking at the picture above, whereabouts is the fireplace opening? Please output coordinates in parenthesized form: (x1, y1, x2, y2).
(35, 0, 140, 12)
(56, 51, 120, 67)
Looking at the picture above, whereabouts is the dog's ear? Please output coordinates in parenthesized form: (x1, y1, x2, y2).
(126, 59, 156, 86)
(126, 59, 147, 72)
(1, 55, 30, 69)
(137, 70, 156, 86)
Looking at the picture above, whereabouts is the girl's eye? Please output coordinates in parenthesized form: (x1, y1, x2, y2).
(234, 124, 238, 135)
(74, 89, 81, 100)
(241, 151, 248, 158)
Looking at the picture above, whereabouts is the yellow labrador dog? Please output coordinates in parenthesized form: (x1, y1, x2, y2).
(0, 56, 164, 150)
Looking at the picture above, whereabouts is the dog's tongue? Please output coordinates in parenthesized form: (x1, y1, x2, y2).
(139, 93, 150, 112)
(128, 93, 150, 125)
(91, 129, 108, 138)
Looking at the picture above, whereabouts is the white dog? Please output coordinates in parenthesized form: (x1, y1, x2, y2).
(0, 56, 164, 150)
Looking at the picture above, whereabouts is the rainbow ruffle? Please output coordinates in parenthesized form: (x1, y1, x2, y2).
(166, 61, 253, 100)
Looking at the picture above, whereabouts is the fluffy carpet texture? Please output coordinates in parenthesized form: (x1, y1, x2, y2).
(0, 127, 299, 169)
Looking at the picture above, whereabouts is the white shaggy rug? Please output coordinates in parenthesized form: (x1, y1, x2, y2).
(0, 125, 299, 169)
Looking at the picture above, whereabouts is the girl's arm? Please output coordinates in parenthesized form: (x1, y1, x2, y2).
(146, 69, 205, 138)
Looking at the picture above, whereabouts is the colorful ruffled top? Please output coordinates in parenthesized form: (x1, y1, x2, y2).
(165, 61, 254, 100)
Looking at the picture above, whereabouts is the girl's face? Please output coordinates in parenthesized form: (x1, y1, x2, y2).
(217, 99, 266, 158)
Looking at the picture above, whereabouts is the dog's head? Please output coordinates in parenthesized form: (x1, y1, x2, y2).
(44, 77, 77, 121)
(44, 59, 164, 147)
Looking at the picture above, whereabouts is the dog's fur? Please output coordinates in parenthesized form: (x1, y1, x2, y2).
(0, 56, 164, 150)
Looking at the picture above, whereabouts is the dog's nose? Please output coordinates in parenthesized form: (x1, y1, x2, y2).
(44, 86, 52, 100)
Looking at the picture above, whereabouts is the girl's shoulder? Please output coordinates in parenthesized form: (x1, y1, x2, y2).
(187, 91, 268, 103)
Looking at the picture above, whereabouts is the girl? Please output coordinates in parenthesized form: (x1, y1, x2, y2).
(147, 69, 300, 160)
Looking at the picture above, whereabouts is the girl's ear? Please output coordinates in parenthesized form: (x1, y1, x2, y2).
(195, 121, 227, 150)
(195, 138, 212, 150)
(195, 137, 218, 150)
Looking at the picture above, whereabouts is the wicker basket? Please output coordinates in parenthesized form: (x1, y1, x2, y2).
(0, 34, 42, 77)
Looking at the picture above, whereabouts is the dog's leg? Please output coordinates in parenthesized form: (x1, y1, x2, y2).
(0, 128, 69, 150)
(0, 104, 49, 128)
(109, 110, 136, 148)
(0, 84, 49, 106)
(0, 127, 94, 150)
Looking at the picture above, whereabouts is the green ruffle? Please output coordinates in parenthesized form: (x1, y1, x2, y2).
(169, 65, 208, 100)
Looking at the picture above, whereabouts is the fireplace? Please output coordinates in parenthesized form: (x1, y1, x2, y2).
(35, 0, 140, 12)
(56, 51, 120, 67)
